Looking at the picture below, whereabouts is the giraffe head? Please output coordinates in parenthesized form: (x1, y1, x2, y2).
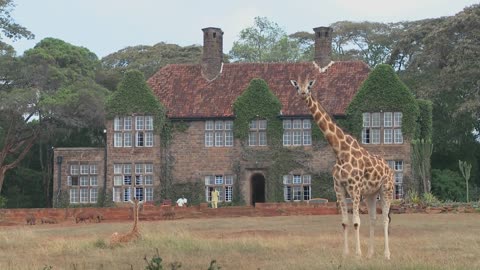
(290, 79, 316, 99)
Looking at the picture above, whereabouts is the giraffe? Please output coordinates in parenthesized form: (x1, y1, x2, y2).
(290, 78, 394, 259)
(110, 197, 143, 246)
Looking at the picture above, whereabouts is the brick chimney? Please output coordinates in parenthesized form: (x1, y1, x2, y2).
(313, 26, 333, 67)
(201, 27, 223, 81)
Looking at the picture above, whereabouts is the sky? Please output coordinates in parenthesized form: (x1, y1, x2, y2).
(6, 0, 480, 58)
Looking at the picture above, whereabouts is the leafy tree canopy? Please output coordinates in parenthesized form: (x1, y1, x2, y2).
(98, 43, 203, 91)
(23, 38, 100, 87)
(0, 0, 34, 54)
(229, 17, 302, 62)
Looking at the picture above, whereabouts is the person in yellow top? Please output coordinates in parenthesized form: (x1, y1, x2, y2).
(211, 188, 220, 208)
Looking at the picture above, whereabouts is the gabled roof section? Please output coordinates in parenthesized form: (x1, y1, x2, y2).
(147, 61, 370, 118)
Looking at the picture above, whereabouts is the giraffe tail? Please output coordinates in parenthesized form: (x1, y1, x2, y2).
(388, 206, 392, 236)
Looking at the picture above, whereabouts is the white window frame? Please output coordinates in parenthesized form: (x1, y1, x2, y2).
(362, 112, 403, 145)
(283, 119, 312, 146)
(283, 174, 312, 202)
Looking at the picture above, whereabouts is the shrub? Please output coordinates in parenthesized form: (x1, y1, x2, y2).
(0, 196, 7, 208)
(422, 192, 441, 206)
(405, 189, 421, 205)
(431, 169, 466, 202)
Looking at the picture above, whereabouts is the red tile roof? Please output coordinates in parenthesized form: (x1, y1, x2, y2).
(147, 61, 370, 118)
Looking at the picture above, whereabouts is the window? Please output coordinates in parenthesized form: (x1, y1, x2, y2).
(249, 119, 267, 146)
(68, 162, 100, 204)
(205, 120, 233, 147)
(135, 116, 144, 130)
(114, 115, 154, 148)
(90, 188, 98, 203)
(114, 117, 122, 131)
(283, 174, 311, 201)
(114, 133, 123, 147)
(145, 187, 154, 201)
(113, 163, 154, 202)
(387, 160, 404, 199)
(80, 165, 89, 175)
(145, 116, 153, 130)
(205, 174, 234, 202)
(362, 112, 403, 144)
(70, 165, 79, 175)
(70, 189, 79, 203)
(124, 133, 132, 147)
(124, 116, 132, 130)
(80, 188, 88, 203)
(283, 119, 312, 146)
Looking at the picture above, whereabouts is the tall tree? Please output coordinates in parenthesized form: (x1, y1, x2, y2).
(0, 0, 34, 53)
(98, 43, 202, 91)
(1, 38, 109, 202)
(229, 17, 301, 62)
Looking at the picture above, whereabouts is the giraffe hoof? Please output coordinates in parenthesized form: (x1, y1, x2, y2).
(384, 253, 391, 260)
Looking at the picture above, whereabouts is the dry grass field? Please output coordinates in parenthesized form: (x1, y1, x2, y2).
(0, 213, 479, 270)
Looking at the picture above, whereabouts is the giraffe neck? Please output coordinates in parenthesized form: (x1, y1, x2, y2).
(305, 95, 346, 154)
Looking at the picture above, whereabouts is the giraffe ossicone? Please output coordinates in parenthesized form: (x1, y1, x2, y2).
(291, 77, 394, 260)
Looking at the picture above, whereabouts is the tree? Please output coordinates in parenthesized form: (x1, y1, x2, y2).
(0, 38, 109, 203)
(99, 43, 202, 91)
(391, 5, 480, 190)
(0, 88, 39, 193)
(431, 169, 466, 201)
(412, 139, 433, 193)
(0, 0, 34, 53)
(229, 17, 301, 62)
(458, 160, 472, 202)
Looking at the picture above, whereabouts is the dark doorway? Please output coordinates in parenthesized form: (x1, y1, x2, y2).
(251, 173, 266, 206)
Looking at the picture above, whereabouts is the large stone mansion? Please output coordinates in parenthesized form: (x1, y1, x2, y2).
(53, 26, 411, 206)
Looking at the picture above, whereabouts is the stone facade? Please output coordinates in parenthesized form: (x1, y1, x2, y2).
(52, 26, 413, 206)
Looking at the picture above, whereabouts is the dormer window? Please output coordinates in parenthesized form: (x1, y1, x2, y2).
(362, 112, 403, 144)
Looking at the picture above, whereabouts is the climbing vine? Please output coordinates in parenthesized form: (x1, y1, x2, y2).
(105, 69, 166, 132)
(233, 79, 283, 145)
(344, 64, 419, 140)
(232, 78, 333, 203)
(415, 99, 433, 141)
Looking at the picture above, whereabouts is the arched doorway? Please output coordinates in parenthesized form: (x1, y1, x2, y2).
(251, 173, 266, 206)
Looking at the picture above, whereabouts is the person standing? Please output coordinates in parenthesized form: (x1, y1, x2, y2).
(211, 188, 220, 208)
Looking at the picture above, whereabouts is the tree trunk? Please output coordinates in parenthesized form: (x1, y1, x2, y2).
(0, 167, 6, 194)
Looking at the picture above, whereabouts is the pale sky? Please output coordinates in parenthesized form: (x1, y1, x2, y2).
(7, 0, 479, 58)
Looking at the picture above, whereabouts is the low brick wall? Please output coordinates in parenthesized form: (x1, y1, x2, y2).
(0, 202, 339, 226)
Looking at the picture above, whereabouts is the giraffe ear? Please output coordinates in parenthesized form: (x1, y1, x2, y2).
(307, 80, 316, 89)
(290, 80, 299, 89)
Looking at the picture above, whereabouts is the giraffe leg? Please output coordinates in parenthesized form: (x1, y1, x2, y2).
(352, 192, 362, 257)
(334, 180, 349, 257)
(380, 187, 392, 260)
(365, 194, 377, 259)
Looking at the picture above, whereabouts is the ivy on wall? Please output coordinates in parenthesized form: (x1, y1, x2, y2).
(105, 69, 166, 132)
(233, 79, 283, 145)
(232, 78, 334, 203)
(344, 64, 419, 140)
(415, 99, 433, 141)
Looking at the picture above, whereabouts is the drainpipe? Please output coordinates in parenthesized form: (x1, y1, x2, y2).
(103, 129, 108, 204)
(55, 155, 63, 207)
